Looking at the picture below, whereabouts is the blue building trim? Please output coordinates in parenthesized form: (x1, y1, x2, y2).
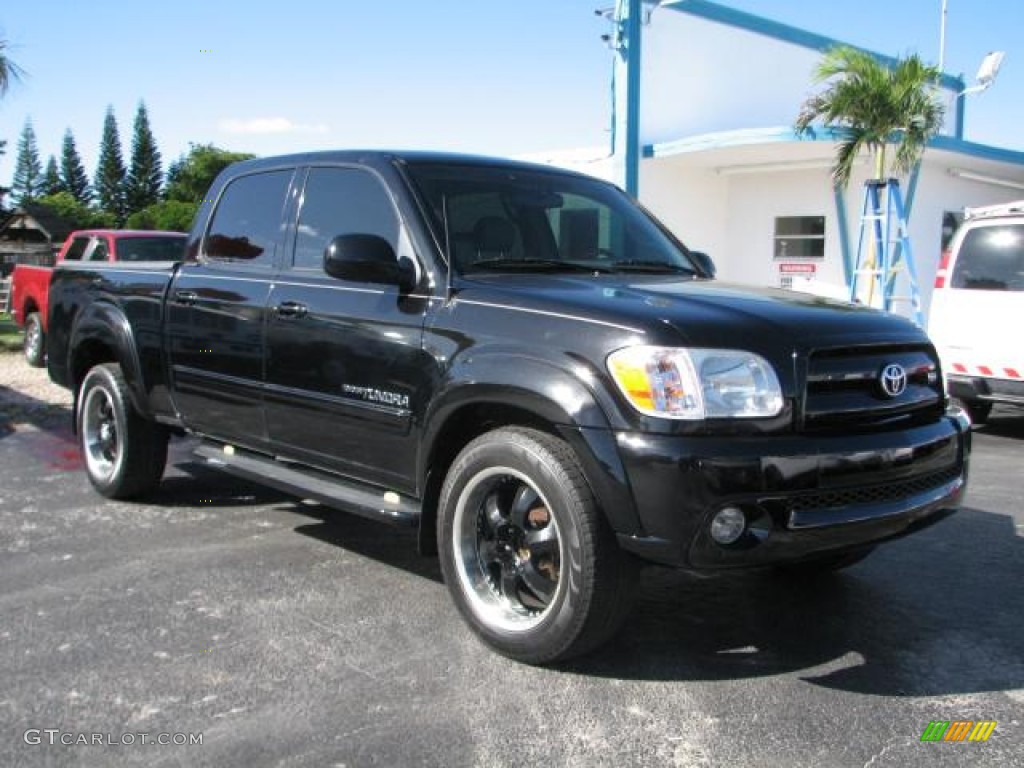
(832, 184, 853, 285)
(662, 0, 964, 92)
(955, 93, 965, 139)
(904, 163, 922, 218)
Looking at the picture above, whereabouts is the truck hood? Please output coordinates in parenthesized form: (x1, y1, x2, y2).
(457, 274, 930, 352)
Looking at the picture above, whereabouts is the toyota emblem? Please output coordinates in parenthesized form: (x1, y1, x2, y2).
(880, 363, 908, 398)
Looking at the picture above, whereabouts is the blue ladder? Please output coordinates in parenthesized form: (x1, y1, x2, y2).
(850, 179, 924, 326)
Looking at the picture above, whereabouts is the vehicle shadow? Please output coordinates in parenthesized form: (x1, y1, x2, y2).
(0, 385, 73, 441)
(291, 505, 443, 585)
(563, 505, 1024, 697)
(152, 453, 295, 509)
(974, 406, 1024, 439)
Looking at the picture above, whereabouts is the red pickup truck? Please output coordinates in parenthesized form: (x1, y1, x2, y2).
(10, 229, 186, 366)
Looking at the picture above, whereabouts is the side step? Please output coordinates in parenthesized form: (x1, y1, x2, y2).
(194, 441, 420, 527)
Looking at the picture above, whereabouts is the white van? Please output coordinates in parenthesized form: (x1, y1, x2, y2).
(928, 200, 1024, 423)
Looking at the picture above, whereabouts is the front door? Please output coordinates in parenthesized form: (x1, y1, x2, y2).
(264, 165, 433, 493)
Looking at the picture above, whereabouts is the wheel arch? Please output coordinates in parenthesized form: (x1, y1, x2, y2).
(68, 302, 150, 428)
(416, 359, 642, 556)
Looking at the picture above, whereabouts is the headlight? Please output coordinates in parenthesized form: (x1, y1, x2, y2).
(607, 346, 784, 420)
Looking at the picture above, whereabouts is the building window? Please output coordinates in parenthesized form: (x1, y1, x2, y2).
(774, 216, 825, 259)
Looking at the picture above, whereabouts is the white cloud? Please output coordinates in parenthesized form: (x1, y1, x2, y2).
(218, 117, 329, 135)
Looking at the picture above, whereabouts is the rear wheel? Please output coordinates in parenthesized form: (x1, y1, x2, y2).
(23, 312, 45, 367)
(78, 363, 168, 499)
(438, 427, 637, 664)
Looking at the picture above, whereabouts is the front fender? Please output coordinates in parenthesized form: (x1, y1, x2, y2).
(420, 352, 643, 537)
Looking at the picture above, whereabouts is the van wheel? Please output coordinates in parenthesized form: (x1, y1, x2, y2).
(78, 363, 168, 499)
(438, 427, 637, 664)
(961, 400, 992, 425)
(24, 312, 46, 367)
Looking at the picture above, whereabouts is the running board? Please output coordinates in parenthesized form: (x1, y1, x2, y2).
(193, 442, 420, 527)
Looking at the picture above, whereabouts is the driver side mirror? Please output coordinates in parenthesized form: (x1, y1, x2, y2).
(689, 250, 716, 278)
(323, 234, 415, 289)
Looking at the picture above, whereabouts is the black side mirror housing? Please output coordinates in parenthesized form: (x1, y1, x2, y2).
(324, 234, 407, 286)
(689, 250, 716, 278)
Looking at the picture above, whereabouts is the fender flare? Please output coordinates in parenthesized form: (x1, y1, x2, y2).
(419, 352, 643, 538)
(69, 301, 151, 420)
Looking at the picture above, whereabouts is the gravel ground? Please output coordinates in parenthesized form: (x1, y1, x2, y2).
(0, 352, 74, 428)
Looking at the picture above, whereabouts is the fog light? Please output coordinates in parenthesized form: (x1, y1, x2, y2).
(710, 507, 746, 545)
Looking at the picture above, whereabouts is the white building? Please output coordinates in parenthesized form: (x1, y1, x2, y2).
(549, 0, 1024, 320)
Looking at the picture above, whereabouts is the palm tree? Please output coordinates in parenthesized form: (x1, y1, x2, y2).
(0, 39, 25, 97)
(796, 46, 945, 186)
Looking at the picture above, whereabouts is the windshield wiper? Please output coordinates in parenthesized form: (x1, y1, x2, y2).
(470, 258, 612, 274)
(610, 260, 697, 275)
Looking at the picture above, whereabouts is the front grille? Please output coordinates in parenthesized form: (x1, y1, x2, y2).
(786, 465, 962, 515)
(802, 344, 944, 432)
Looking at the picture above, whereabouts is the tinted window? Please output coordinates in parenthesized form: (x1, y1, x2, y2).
(774, 216, 825, 259)
(63, 237, 90, 260)
(205, 170, 293, 266)
(87, 239, 109, 261)
(293, 167, 399, 271)
(951, 224, 1024, 292)
(116, 236, 187, 262)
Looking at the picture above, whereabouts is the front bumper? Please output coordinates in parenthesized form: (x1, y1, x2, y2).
(612, 410, 970, 569)
(948, 374, 1024, 408)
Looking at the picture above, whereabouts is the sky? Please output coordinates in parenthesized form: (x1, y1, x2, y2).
(1, 1, 1022, 189)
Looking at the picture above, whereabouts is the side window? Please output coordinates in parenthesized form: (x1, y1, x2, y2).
(63, 237, 90, 260)
(293, 167, 399, 271)
(204, 170, 293, 266)
(87, 239, 109, 261)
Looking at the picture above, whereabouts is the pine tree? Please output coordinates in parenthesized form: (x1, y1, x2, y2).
(125, 101, 163, 215)
(42, 155, 64, 196)
(95, 106, 127, 223)
(11, 118, 43, 205)
(61, 128, 92, 204)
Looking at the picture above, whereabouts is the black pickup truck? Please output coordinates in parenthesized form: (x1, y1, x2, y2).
(47, 151, 970, 663)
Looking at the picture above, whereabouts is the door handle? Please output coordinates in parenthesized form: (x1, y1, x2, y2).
(275, 301, 308, 319)
(174, 289, 198, 305)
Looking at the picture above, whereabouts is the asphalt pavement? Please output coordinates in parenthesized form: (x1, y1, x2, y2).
(1, 403, 1022, 767)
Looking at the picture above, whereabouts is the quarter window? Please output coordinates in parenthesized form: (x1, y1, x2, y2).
(205, 170, 293, 266)
(774, 216, 825, 259)
(293, 167, 399, 271)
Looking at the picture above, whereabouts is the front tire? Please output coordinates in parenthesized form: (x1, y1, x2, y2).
(77, 363, 168, 499)
(960, 399, 992, 426)
(23, 312, 46, 367)
(438, 427, 637, 664)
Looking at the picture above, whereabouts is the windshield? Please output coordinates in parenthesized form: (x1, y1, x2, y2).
(116, 236, 187, 262)
(405, 162, 699, 276)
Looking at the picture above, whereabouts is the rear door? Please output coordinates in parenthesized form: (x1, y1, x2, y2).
(165, 168, 296, 448)
(929, 218, 1024, 377)
(264, 165, 433, 492)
